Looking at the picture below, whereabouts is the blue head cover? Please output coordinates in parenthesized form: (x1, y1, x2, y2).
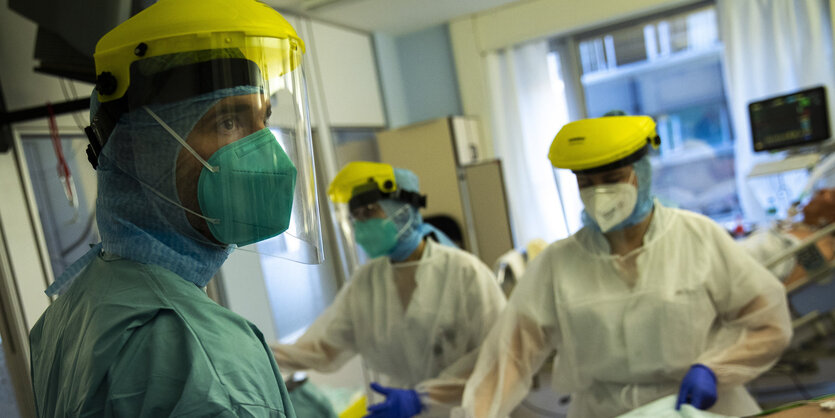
(379, 168, 456, 261)
(99, 86, 265, 285)
(582, 155, 655, 232)
(394, 167, 420, 193)
(603, 109, 628, 116)
(47, 86, 261, 295)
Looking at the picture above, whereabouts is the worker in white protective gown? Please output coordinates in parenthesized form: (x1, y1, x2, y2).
(272, 162, 507, 418)
(461, 115, 793, 418)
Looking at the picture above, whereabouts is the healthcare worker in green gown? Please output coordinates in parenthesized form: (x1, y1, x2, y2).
(28, 0, 323, 416)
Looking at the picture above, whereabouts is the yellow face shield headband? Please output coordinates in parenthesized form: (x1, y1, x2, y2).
(549, 116, 660, 172)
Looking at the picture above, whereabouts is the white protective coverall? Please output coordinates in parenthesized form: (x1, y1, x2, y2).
(462, 203, 793, 418)
(273, 239, 507, 416)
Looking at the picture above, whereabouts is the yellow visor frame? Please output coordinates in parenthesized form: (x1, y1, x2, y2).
(328, 162, 399, 204)
(95, 34, 303, 105)
(93, 0, 305, 104)
(549, 116, 660, 172)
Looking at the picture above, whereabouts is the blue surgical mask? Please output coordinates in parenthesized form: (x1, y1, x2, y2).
(378, 201, 424, 261)
(354, 218, 399, 258)
(198, 128, 297, 246)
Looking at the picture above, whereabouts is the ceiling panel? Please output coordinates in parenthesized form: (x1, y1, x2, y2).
(266, 0, 521, 35)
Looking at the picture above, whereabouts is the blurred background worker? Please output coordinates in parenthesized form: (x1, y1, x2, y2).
(28, 0, 322, 416)
(461, 115, 793, 418)
(271, 162, 506, 417)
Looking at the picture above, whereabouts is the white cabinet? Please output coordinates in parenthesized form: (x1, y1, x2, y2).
(307, 20, 386, 127)
(450, 116, 483, 166)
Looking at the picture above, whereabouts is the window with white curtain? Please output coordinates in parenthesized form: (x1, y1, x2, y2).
(485, 0, 833, 245)
(553, 3, 742, 224)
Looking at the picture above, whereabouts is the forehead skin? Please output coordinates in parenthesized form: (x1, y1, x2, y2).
(187, 94, 271, 158)
(576, 165, 634, 187)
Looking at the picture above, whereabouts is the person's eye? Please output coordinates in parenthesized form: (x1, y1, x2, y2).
(217, 116, 240, 132)
(264, 108, 272, 126)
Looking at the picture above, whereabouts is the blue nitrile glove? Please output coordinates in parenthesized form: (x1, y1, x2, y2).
(364, 382, 423, 418)
(676, 364, 717, 410)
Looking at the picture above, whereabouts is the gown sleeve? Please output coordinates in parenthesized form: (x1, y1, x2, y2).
(270, 280, 359, 374)
(461, 252, 560, 418)
(697, 220, 793, 386)
(417, 257, 508, 409)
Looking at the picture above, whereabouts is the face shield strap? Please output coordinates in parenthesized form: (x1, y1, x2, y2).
(348, 187, 384, 211)
(85, 57, 263, 170)
(85, 97, 127, 169)
(142, 106, 217, 173)
(138, 175, 221, 227)
(393, 190, 427, 209)
(347, 183, 427, 211)
(127, 57, 264, 109)
(574, 144, 650, 175)
(101, 155, 222, 231)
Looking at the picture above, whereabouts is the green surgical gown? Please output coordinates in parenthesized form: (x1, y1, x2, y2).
(29, 253, 297, 418)
(287, 381, 338, 418)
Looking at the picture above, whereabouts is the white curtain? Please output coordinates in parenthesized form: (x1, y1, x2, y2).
(484, 41, 573, 247)
(718, 0, 835, 221)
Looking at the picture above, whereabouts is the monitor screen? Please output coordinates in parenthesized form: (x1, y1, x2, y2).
(749, 86, 830, 152)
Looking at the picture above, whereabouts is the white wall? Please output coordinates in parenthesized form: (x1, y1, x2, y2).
(0, 142, 51, 331)
(449, 0, 701, 159)
(307, 19, 387, 127)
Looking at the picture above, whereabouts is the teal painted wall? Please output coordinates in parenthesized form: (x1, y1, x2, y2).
(373, 33, 409, 128)
(374, 25, 462, 128)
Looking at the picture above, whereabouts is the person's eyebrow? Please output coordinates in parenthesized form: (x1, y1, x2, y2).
(196, 99, 270, 129)
(217, 102, 271, 121)
(215, 103, 255, 117)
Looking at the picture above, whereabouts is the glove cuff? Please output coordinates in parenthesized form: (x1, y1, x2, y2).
(692, 364, 716, 383)
(410, 389, 425, 414)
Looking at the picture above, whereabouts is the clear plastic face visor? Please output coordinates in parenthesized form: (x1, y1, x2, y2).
(111, 36, 323, 264)
(244, 41, 322, 264)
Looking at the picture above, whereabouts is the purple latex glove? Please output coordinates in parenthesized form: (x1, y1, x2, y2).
(676, 364, 717, 410)
(364, 382, 423, 418)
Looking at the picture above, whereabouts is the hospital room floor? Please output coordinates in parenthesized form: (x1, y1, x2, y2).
(510, 368, 570, 418)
